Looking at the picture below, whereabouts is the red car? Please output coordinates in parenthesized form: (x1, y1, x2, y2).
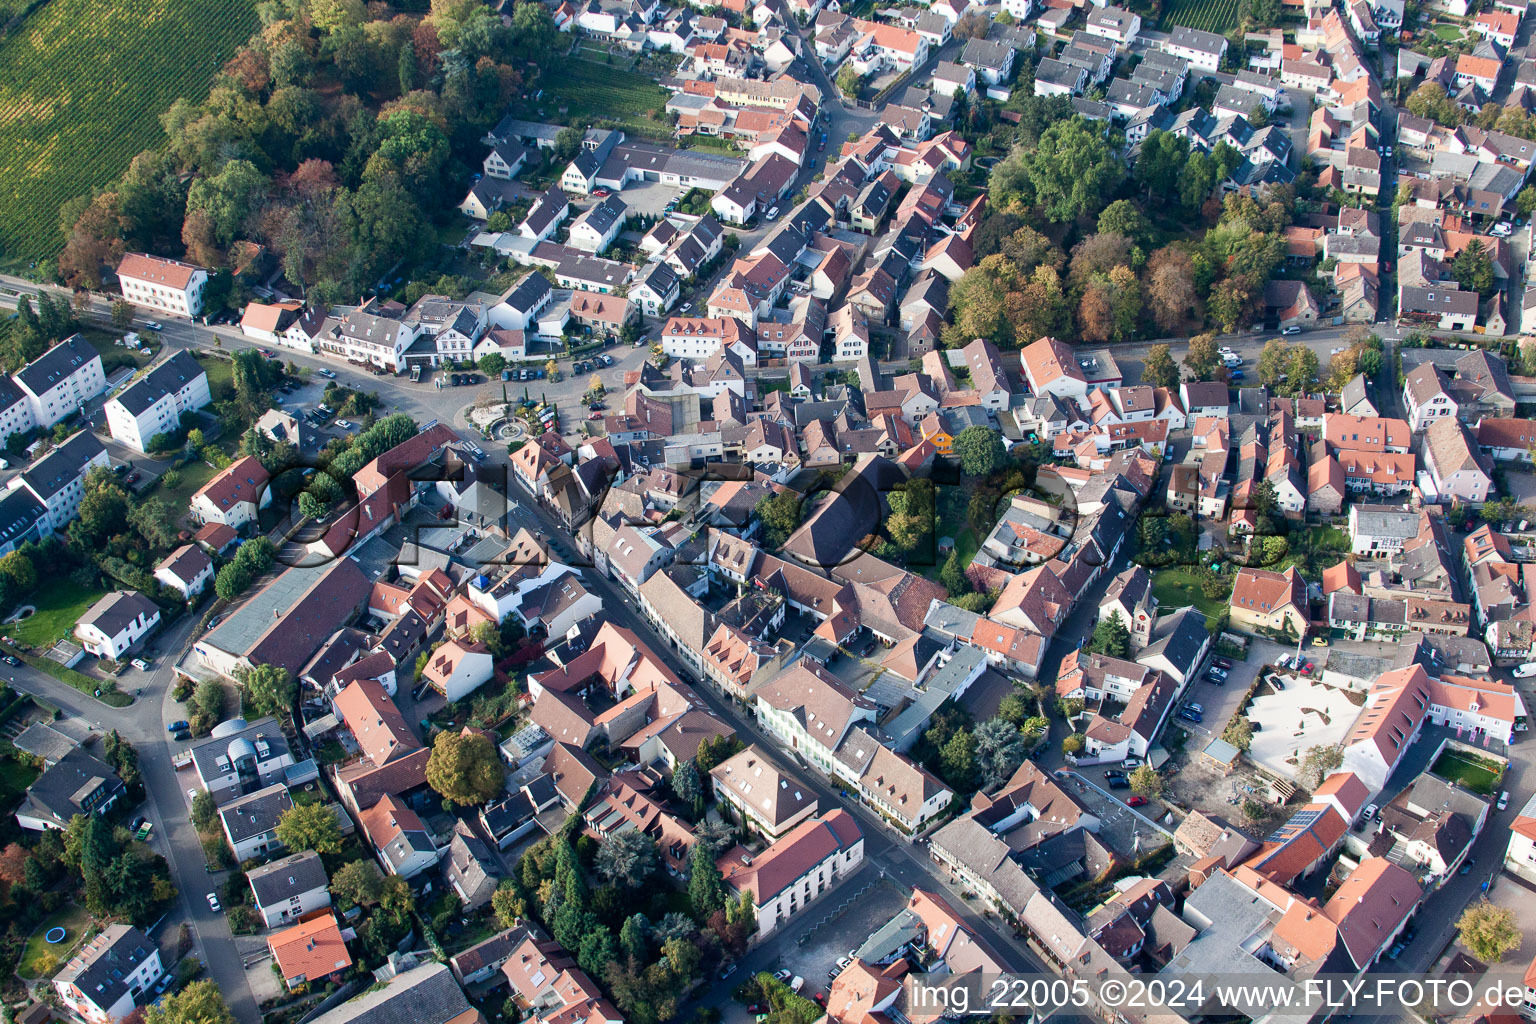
(125, 471, 141, 485)
(1127, 795, 1148, 807)
(588, 411, 603, 420)
(1301, 662, 1314, 675)
(814, 994, 827, 1007)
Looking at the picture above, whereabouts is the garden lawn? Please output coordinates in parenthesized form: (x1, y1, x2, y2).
(9, 579, 106, 647)
(507, 59, 671, 140)
(19, 903, 91, 979)
(0, 0, 258, 265)
(1150, 568, 1229, 619)
(1432, 23, 1463, 39)
(156, 458, 218, 518)
(1431, 750, 1502, 795)
(195, 353, 235, 402)
(922, 485, 977, 586)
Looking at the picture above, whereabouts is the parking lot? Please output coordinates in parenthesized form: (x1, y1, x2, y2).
(1171, 638, 1294, 748)
(755, 871, 910, 1005)
(1057, 768, 1173, 858)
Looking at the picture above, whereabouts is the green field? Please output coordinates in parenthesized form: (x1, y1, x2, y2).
(1160, 0, 1242, 33)
(0, 0, 258, 266)
(510, 58, 672, 140)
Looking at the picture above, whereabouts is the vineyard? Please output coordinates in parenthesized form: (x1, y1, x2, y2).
(0, 0, 257, 267)
(1159, 0, 1243, 33)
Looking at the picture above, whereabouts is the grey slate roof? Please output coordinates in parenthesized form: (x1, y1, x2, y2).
(22, 431, 106, 501)
(54, 924, 158, 1012)
(219, 783, 293, 843)
(307, 962, 474, 1024)
(248, 850, 329, 907)
(78, 589, 158, 638)
(15, 334, 98, 396)
(110, 350, 205, 416)
(25, 747, 124, 826)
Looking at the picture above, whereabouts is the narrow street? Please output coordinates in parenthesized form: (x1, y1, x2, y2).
(4, 612, 263, 1024)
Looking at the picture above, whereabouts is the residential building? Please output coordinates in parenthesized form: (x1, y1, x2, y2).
(247, 850, 331, 928)
(74, 589, 160, 661)
(268, 914, 352, 991)
(190, 455, 271, 530)
(218, 783, 294, 862)
(1229, 566, 1309, 637)
(53, 925, 163, 1024)
(1423, 417, 1493, 504)
(116, 253, 208, 316)
(306, 963, 480, 1024)
(361, 793, 439, 878)
(717, 809, 864, 936)
(710, 745, 819, 839)
(14, 334, 106, 429)
(16, 747, 124, 831)
(10, 430, 109, 533)
(103, 351, 211, 452)
(154, 544, 214, 599)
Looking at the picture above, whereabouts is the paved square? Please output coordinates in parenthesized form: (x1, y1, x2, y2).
(1245, 675, 1362, 780)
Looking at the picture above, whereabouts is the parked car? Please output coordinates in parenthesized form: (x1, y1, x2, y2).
(1106, 774, 1131, 789)
(1185, 703, 1204, 714)
(206, 892, 222, 912)
(1281, 325, 1302, 335)
(125, 472, 140, 485)
(1499, 791, 1510, 811)
(1460, 857, 1475, 875)
(719, 964, 737, 981)
(173, 729, 190, 742)
(317, 368, 337, 379)
(2, 655, 17, 667)
(336, 420, 353, 429)
(144, 321, 163, 331)
(1514, 663, 1536, 678)
(1176, 709, 1203, 724)
(773, 970, 792, 984)
(1127, 795, 1148, 807)
(168, 720, 189, 733)
(1122, 756, 1143, 769)
(1311, 636, 1329, 647)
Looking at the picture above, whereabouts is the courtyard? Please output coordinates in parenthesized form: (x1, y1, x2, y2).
(1245, 673, 1363, 782)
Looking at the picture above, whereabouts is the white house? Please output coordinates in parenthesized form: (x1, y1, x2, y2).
(567, 195, 629, 254)
(190, 455, 271, 530)
(719, 810, 864, 936)
(754, 662, 876, 780)
(218, 784, 293, 863)
(104, 351, 211, 452)
(12, 430, 110, 533)
(239, 301, 324, 352)
(422, 639, 495, 702)
(1161, 25, 1227, 70)
(630, 262, 680, 317)
(248, 850, 332, 928)
(1401, 362, 1457, 432)
(154, 544, 214, 600)
(53, 925, 164, 1024)
(115, 253, 208, 317)
(74, 590, 161, 661)
(15, 334, 106, 429)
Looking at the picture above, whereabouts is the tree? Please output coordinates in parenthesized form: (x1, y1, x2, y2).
(597, 830, 659, 888)
(1004, 119, 1123, 223)
(688, 841, 726, 918)
(952, 425, 1005, 476)
(755, 489, 804, 550)
(997, 693, 1029, 726)
(1142, 344, 1180, 390)
(0, 551, 35, 596)
(1519, 186, 1536, 218)
(1452, 240, 1496, 296)
(1134, 131, 1189, 201)
(275, 802, 342, 854)
(1088, 612, 1130, 657)
(939, 728, 978, 791)
(1184, 334, 1220, 381)
(191, 790, 217, 832)
(111, 300, 134, 330)
(492, 879, 525, 926)
(331, 859, 385, 908)
(426, 729, 504, 806)
(672, 758, 704, 818)
(478, 353, 507, 376)
(1298, 744, 1343, 789)
(940, 550, 969, 598)
(1222, 717, 1253, 752)
(1062, 734, 1085, 756)
(1406, 82, 1460, 127)
(836, 64, 863, 98)
(972, 718, 1027, 790)
(619, 913, 652, 961)
(1457, 900, 1521, 963)
(1098, 200, 1150, 245)
(144, 982, 236, 1024)
(1146, 246, 1200, 334)
(1129, 766, 1162, 799)
(238, 664, 295, 718)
